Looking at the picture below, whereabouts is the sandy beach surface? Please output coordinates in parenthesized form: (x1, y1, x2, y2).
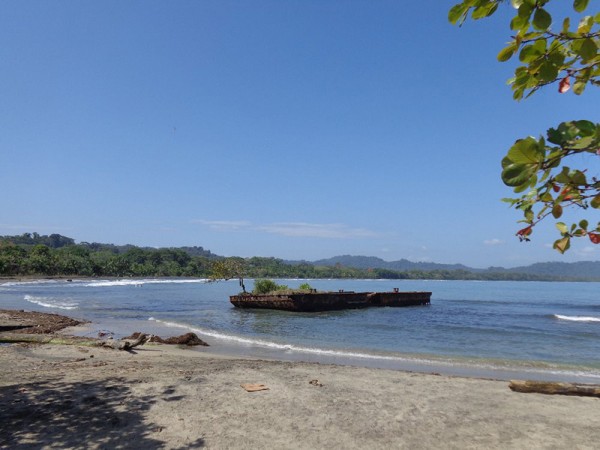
(1, 311, 599, 449)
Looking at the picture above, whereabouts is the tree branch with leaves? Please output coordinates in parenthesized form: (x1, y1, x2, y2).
(209, 258, 248, 293)
(449, 0, 599, 253)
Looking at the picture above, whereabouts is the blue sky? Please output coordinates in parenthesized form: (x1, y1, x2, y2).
(1, 1, 598, 268)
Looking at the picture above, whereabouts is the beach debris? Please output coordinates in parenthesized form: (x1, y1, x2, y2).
(101, 333, 151, 351)
(240, 383, 269, 392)
(124, 331, 209, 346)
(309, 379, 324, 387)
(0, 309, 86, 334)
(509, 380, 600, 398)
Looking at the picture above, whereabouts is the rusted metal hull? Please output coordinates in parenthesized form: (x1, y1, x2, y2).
(229, 291, 431, 312)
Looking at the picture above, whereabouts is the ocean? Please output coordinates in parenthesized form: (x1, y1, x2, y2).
(1, 278, 599, 383)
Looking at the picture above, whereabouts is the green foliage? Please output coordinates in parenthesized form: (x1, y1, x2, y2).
(252, 279, 289, 294)
(450, 0, 599, 252)
(210, 258, 248, 292)
(2, 234, 599, 281)
(0, 236, 215, 278)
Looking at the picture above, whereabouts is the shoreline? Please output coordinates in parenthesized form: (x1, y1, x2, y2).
(2, 310, 600, 448)
(81, 313, 600, 384)
(4, 306, 600, 384)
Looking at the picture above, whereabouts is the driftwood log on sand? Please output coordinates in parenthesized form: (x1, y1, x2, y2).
(0, 333, 148, 351)
(124, 331, 209, 346)
(509, 380, 600, 398)
(100, 333, 151, 351)
(0, 331, 208, 350)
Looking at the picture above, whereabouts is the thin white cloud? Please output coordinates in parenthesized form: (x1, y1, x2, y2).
(484, 238, 504, 246)
(576, 246, 598, 256)
(257, 222, 378, 239)
(192, 220, 252, 231)
(195, 219, 378, 239)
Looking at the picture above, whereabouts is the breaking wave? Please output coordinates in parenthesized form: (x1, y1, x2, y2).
(83, 278, 209, 288)
(146, 318, 600, 382)
(24, 295, 79, 310)
(554, 314, 600, 323)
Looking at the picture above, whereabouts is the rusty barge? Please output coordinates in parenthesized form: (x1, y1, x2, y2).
(230, 290, 431, 312)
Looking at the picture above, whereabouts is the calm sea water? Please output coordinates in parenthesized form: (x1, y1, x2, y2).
(1, 278, 599, 382)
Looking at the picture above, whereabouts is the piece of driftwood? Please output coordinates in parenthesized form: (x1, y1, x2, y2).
(241, 383, 269, 392)
(124, 331, 209, 346)
(509, 380, 600, 398)
(101, 333, 151, 351)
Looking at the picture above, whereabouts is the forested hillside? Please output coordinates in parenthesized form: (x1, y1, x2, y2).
(1, 233, 598, 281)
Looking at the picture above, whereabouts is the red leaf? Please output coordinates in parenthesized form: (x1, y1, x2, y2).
(589, 233, 600, 244)
(559, 76, 571, 93)
(517, 226, 532, 236)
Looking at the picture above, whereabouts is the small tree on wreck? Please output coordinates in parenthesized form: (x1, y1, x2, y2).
(210, 258, 248, 293)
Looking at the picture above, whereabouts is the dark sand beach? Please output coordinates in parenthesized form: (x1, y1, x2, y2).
(1, 310, 599, 449)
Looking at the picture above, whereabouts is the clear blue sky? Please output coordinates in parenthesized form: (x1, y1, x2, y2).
(1, 1, 598, 268)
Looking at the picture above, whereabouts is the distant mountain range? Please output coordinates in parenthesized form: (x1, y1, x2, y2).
(290, 255, 600, 281)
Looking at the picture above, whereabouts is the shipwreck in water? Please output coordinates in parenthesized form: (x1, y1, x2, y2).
(230, 289, 431, 312)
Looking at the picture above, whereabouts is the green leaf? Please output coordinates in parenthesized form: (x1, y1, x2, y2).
(573, 80, 587, 95)
(555, 168, 572, 184)
(448, 3, 469, 24)
(591, 195, 600, 209)
(574, 0, 590, 13)
(570, 170, 587, 185)
(578, 38, 597, 62)
(472, 3, 498, 19)
(579, 220, 589, 230)
(513, 182, 532, 193)
(553, 236, 571, 254)
(502, 164, 535, 187)
(578, 16, 594, 33)
(552, 203, 563, 218)
(547, 127, 565, 145)
(518, 3, 534, 19)
(519, 44, 542, 63)
(556, 222, 569, 234)
(570, 135, 594, 150)
(511, 14, 530, 31)
(532, 8, 552, 30)
(539, 61, 558, 82)
(507, 137, 544, 164)
(498, 43, 517, 62)
(574, 120, 596, 135)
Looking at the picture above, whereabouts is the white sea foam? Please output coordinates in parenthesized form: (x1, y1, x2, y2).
(83, 278, 209, 288)
(554, 314, 600, 323)
(147, 317, 600, 381)
(147, 317, 410, 361)
(1, 280, 63, 288)
(24, 295, 79, 310)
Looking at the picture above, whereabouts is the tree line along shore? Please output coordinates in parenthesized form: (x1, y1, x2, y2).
(1, 233, 594, 282)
